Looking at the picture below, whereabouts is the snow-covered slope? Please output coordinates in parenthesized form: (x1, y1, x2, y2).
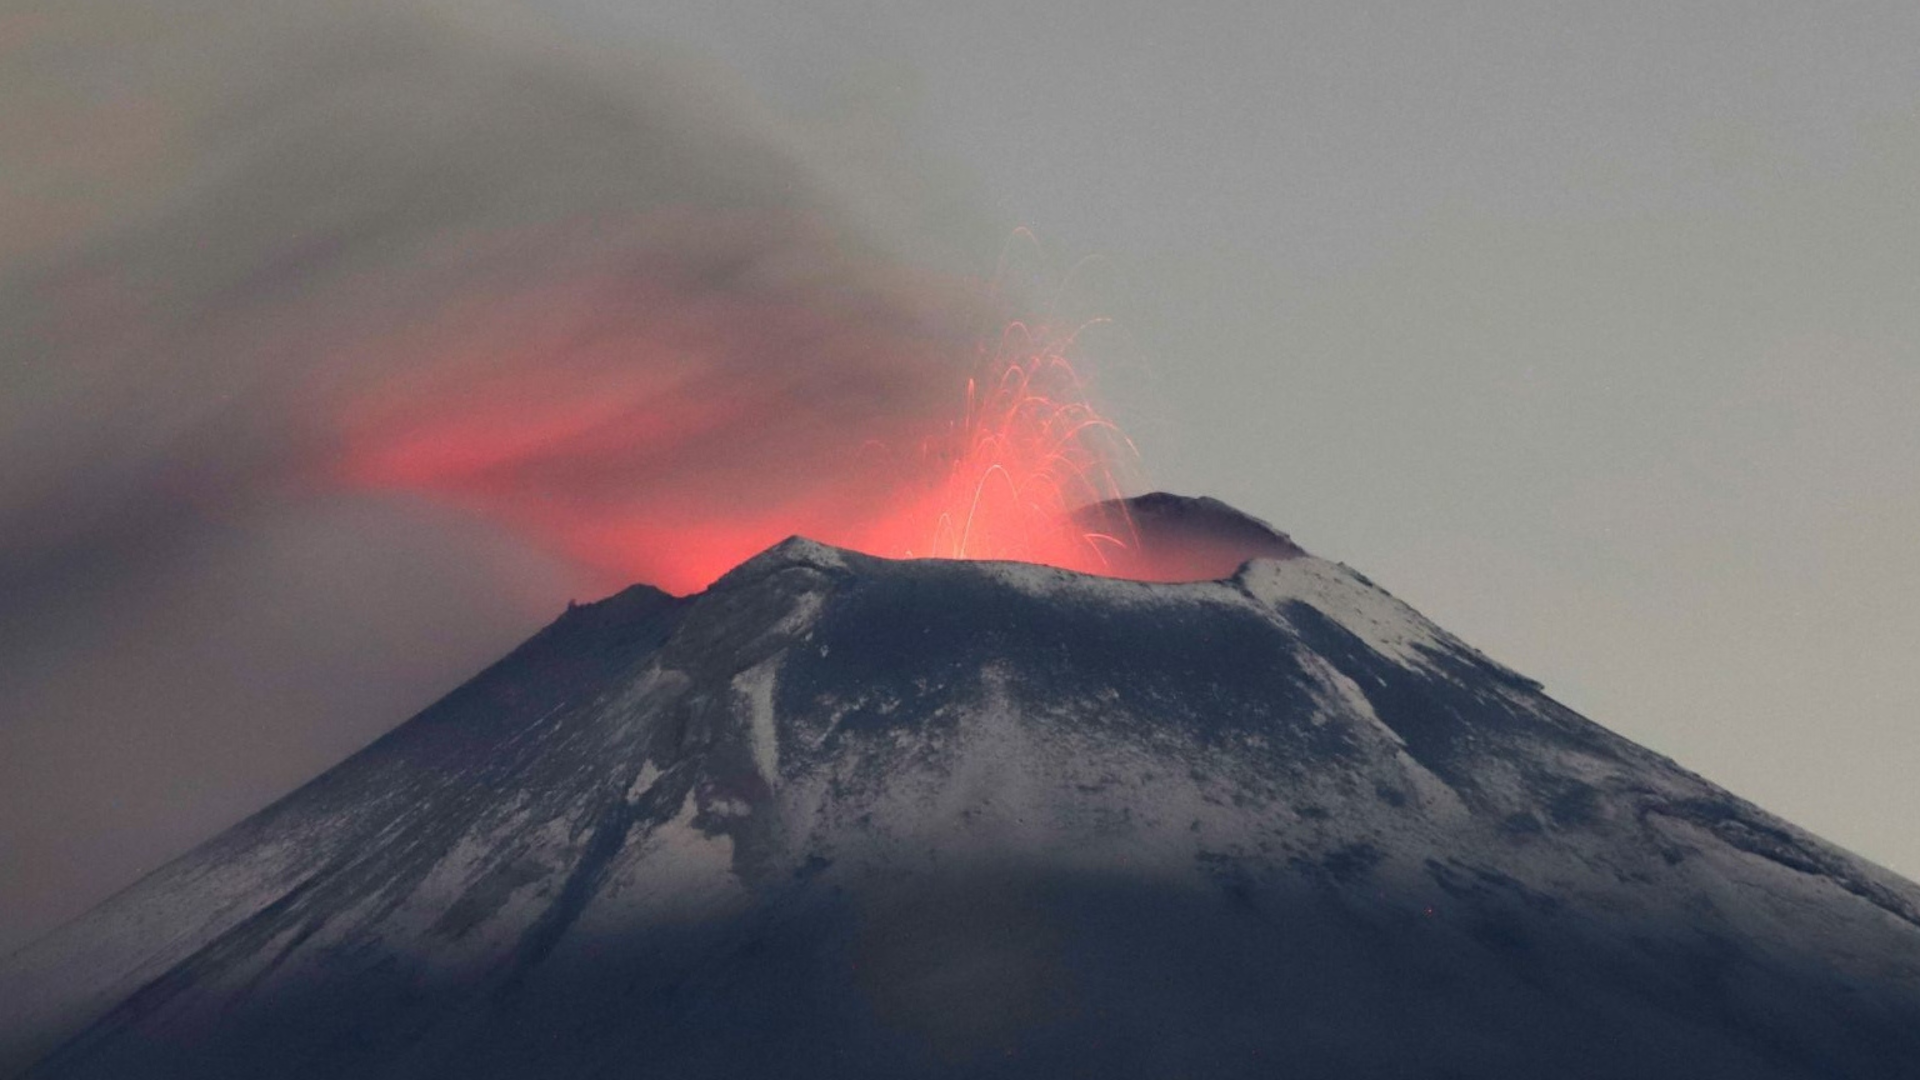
(5, 514, 1918, 1079)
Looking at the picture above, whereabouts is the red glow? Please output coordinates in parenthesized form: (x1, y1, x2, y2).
(857, 320, 1138, 576)
(322, 230, 1244, 595)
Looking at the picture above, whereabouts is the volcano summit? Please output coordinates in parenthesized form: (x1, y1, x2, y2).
(3, 496, 1917, 1079)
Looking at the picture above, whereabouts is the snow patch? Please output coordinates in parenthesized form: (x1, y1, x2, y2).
(1240, 557, 1448, 670)
(625, 762, 663, 803)
(733, 659, 781, 786)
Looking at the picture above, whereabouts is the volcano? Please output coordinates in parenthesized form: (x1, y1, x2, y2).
(4, 495, 1917, 1079)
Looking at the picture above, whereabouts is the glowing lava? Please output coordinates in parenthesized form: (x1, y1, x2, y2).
(868, 320, 1138, 574)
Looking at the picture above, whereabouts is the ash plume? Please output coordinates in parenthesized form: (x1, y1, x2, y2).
(0, 0, 1006, 953)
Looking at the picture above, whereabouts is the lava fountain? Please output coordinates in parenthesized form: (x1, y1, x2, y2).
(857, 318, 1140, 576)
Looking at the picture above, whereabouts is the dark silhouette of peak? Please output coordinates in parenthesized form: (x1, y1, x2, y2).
(1076, 491, 1307, 581)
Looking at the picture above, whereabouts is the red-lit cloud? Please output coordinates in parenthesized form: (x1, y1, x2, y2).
(325, 211, 1151, 594)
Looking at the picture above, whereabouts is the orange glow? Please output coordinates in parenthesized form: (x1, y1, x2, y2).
(858, 319, 1138, 575)
(324, 236, 1198, 595)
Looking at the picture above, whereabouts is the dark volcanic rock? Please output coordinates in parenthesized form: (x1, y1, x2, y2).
(4, 530, 1918, 1079)
(1075, 492, 1306, 580)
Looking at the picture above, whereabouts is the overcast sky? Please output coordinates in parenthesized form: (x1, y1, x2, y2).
(3, 0, 1916, 955)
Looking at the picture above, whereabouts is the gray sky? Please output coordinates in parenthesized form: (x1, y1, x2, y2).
(3, 0, 1916, 955)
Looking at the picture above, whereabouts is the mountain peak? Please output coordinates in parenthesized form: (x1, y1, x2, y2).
(6, 505, 1919, 1078)
(1079, 491, 1307, 581)
(710, 492, 1308, 600)
(709, 534, 854, 591)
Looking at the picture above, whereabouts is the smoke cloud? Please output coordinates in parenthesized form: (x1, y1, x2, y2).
(0, 0, 1022, 951)
(321, 214, 997, 593)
